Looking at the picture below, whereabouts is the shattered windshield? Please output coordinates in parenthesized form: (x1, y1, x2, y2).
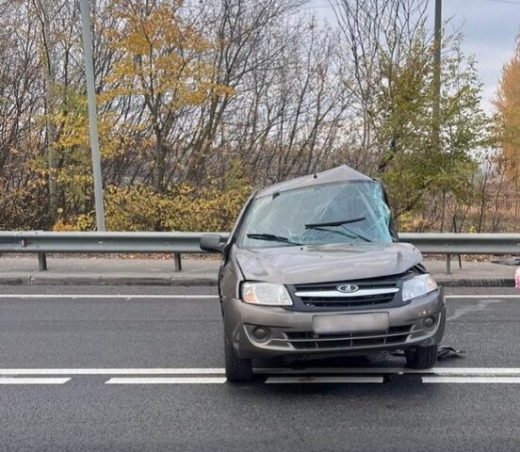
(238, 181, 393, 248)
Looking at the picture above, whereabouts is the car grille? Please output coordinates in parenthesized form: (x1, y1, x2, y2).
(290, 274, 403, 310)
(285, 325, 413, 350)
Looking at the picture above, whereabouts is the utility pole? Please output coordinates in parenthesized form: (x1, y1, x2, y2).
(433, 0, 442, 150)
(79, 0, 106, 231)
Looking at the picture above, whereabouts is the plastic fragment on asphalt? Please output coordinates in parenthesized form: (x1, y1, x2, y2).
(437, 346, 466, 360)
(389, 345, 466, 361)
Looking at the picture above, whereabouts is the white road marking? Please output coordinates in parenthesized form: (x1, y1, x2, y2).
(256, 367, 520, 376)
(3, 367, 520, 379)
(0, 293, 518, 300)
(0, 294, 218, 299)
(0, 368, 225, 375)
(106, 377, 226, 384)
(2, 369, 520, 384)
(266, 376, 384, 384)
(0, 377, 70, 385)
(422, 376, 520, 384)
(257, 367, 405, 375)
(446, 295, 520, 299)
(421, 368, 520, 376)
(3, 367, 520, 377)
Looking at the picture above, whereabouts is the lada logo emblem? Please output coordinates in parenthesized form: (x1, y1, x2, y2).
(337, 284, 359, 293)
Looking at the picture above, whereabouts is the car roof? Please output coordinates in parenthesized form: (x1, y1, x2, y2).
(255, 165, 373, 198)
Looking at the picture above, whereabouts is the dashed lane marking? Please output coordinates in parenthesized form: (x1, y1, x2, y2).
(266, 376, 384, 384)
(105, 377, 227, 384)
(0, 294, 219, 299)
(0, 368, 225, 375)
(0, 377, 70, 385)
(3, 370, 520, 384)
(3, 367, 520, 377)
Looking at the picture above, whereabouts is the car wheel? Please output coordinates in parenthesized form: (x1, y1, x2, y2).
(405, 345, 438, 369)
(224, 327, 253, 383)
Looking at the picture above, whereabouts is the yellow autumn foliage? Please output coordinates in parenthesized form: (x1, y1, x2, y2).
(495, 39, 520, 187)
(105, 0, 233, 106)
(54, 183, 251, 232)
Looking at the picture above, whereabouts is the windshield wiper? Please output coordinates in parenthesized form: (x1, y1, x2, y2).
(304, 216, 366, 229)
(308, 226, 372, 243)
(247, 233, 302, 246)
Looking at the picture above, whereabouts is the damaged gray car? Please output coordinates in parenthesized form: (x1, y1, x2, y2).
(200, 165, 446, 382)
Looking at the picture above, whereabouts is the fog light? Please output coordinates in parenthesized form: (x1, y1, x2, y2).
(423, 316, 436, 329)
(252, 327, 270, 342)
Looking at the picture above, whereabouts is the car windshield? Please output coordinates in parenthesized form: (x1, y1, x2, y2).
(238, 181, 393, 248)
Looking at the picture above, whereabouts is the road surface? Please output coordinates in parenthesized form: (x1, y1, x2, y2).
(0, 285, 519, 451)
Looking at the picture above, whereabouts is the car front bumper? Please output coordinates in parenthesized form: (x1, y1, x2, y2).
(222, 289, 446, 360)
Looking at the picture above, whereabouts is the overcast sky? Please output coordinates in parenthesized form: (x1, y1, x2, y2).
(307, 0, 520, 113)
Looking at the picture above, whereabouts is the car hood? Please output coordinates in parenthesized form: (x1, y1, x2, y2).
(234, 242, 422, 285)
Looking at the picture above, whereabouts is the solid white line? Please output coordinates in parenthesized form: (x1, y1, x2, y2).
(106, 377, 226, 384)
(0, 368, 225, 375)
(0, 377, 70, 385)
(422, 376, 520, 384)
(446, 295, 520, 299)
(423, 368, 520, 376)
(0, 293, 518, 300)
(266, 376, 384, 384)
(0, 294, 218, 299)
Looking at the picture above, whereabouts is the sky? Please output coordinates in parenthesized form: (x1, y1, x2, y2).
(306, 0, 520, 113)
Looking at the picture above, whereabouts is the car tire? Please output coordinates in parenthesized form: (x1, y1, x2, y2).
(224, 327, 253, 383)
(405, 345, 438, 369)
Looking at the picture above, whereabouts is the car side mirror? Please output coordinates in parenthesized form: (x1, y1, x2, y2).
(200, 234, 227, 253)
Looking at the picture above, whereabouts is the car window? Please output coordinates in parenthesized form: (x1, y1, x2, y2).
(238, 181, 393, 247)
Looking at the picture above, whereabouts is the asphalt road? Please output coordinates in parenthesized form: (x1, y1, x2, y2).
(0, 285, 520, 451)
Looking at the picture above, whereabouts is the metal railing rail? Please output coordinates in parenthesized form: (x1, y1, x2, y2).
(0, 231, 211, 272)
(0, 231, 519, 274)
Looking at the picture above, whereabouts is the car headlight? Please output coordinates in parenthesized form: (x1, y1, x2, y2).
(241, 282, 293, 306)
(402, 274, 438, 301)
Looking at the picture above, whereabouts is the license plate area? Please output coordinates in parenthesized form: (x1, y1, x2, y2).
(313, 313, 389, 335)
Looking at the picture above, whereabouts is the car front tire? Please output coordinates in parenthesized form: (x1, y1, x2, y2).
(224, 326, 253, 383)
(405, 344, 438, 369)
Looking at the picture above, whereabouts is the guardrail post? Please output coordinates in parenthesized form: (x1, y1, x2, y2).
(38, 253, 48, 271)
(174, 253, 182, 272)
(446, 254, 451, 275)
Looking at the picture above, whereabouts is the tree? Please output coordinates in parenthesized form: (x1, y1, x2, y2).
(333, 0, 490, 215)
(105, 0, 232, 193)
(495, 37, 520, 188)
(0, 0, 502, 232)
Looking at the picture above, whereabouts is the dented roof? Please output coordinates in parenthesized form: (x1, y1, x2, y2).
(256, 165, 373, 198)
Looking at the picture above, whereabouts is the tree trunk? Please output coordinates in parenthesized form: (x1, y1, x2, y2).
(38, 0, 59, 225)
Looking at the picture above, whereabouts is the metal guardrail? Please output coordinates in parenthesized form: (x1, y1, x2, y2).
(401, 233, 520, 254)
(0, 231, 214, 272)
(0, 231, 519, 274)
(403, 233, 520, 274)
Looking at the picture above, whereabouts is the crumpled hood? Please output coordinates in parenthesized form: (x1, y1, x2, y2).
(234, 242, 422, 285)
